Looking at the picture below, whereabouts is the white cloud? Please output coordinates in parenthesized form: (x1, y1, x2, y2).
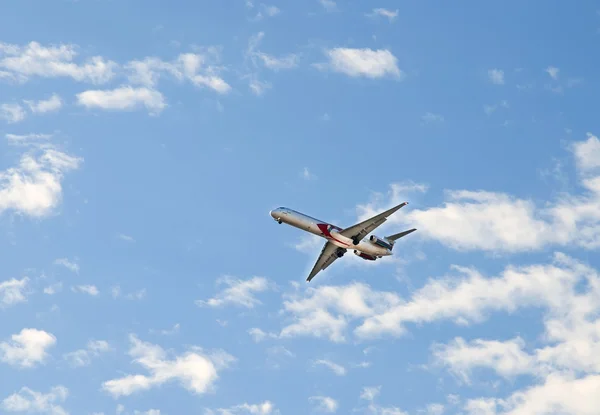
(1, 103, 26, 123)
(446, 395, 460, 406)
(423, 404, 445, 415)
(63, 339, 111, 367)
(43, 282, 62, 295)
(483, 100, 508, 115)
(111, 285, 146, 300)
(319, 0, 337, 12)
(309, 396, 338, 413)
(545, 65, 560, 80)
(464, 375, 600, 415)
(127, 289, 146, 300)
(0, 328, 56, 368)
(248, 328, 276, 342)
(6, 133, 53, 145)
(360, 386, 381, 401)
(319, 48, 402, 79)
(357, 134, 600, 252)
(292, 233, 323, 254)
(125, 51, 231, 94)
(53, 258, 79, 274)
(423, 254, 600, 414)
(248, 78, 271, 96)
(244, 32, 299, 94)
(150, 323, 180, 336)
(0, 277, 29, 307)
(111, 285, 121, 299)
(0, 41, 117, 84)
(76, 86, 167, 115)
(573, 132, 600, 173)
(196, 276, 273, 308)
(275, 252, 599, 349)
(355, 252, 589, 339)
(367, 8, 399, 21)
(23, 94, 63, 113)
(117, 233, 135, 242)
(262, 5, 280, 17)
(72, 285, 99, 296)
(422, 112, 444, 123)
(250, 4, 280, 20)
(265, 345, 295, 369)
(345, 252, 600, 415)
(488, 69, 504, 84)
(354, 181, 428, 223)
(301, 167, 317, 180)
(0, 139, 83, 218)
(314, 359, 346, 375)
(102, 334, 235, 397)
(432, 336, 534, 383)
(1, 385, 68, 415)
(279, 283, 400, 342)
(359, 387, 410, 415)
(256, 52, 299, 71)
(205, 400, 277, 415)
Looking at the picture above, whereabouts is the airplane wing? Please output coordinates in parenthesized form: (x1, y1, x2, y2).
(339, 201, 409, 243)
(306, 241, 340, 282)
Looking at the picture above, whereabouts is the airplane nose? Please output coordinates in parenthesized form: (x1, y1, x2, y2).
(269, 210, 274, 218)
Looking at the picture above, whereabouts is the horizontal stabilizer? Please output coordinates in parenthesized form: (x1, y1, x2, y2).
(386, 228, 417, 242)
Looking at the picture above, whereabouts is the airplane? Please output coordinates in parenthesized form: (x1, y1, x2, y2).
(269, 202, 416, 282)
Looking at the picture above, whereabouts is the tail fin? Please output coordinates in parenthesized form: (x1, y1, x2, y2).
(385, 228, 417, 246)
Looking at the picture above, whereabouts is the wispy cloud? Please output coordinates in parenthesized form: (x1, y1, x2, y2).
(117, 233, 135, 242)
(125, 50, 231, 94)
(111, 285, 146, 300)
(366, 8, 398, 22)
(43, 282, 62, 295)
(204, 401, 278, 415)
(196, 276, 273, 308)
(0, 278, 29, 308)
(309, 396, 338, 413)
(301, 167, 317, 180)
(150, 323, 180, 336)
(0, 103, 26, 123)
(247, 3, 280, 20)
(54, 258, 79, 274)
(1, 386, 68, 415)
(319, 0, 337, 12)
(64, 339, 112, 367)
(545, 65, 560, 80)
(488, 68, 505, 85)
(244, 32, 299, 95)
(72, 285, 99, 296)
(6, 133, 53, 145)
(314, 359, 346, 375)
(421, 112, 444, 123)
(23, 94, 63, 113)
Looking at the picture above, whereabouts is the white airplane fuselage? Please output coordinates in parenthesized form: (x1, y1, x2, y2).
(269, 207, 392, 258)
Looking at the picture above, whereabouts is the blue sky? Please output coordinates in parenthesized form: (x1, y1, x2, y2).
(1, 1, 600, 414)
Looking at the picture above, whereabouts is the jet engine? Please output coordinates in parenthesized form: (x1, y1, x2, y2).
(354, 250, 376, 261)
(369, 235, 393, 250)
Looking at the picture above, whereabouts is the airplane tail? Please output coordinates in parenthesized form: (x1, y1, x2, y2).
(385, 228, 417, 249)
